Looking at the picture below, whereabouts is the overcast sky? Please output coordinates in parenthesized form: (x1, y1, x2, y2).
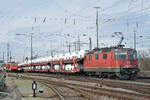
(0, 0, 150, 62)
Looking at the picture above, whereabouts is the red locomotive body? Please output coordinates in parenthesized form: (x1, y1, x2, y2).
(6, 62, 18, 71)
(83, 48, 139, 79)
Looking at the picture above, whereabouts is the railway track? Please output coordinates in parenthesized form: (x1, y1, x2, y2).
(43, 83, 67, 100)
(50, 86, 66, 100)
(42, 82, 89, 100)
(8, 73, 150, 100)
(25, 77, 95, 100)
(22, 73, 150, 96)
(10, 74, 89, 100)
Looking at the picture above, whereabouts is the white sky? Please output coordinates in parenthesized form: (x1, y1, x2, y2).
(0, 0, 150, 62)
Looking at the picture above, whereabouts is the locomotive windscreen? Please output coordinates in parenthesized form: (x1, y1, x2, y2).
(115, 50, 127, 60)
(129, 50, 137, 60)
(12, 64, 17, 66)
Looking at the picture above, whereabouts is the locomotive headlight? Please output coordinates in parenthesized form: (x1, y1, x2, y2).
(132, 70, 135, 73)
(127, 61, 130, 65)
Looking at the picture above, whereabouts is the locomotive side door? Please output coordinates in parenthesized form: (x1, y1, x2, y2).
(84, 55, 89, 68)
(102, 53, 107, 67)
(111, 51, 117, 68)
(110, 52, 113, 67)
(88, 55, 92, 67)
(103, 52, 111, 68)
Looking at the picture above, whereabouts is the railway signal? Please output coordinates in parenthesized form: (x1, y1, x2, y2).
(32, 81, 37, 97)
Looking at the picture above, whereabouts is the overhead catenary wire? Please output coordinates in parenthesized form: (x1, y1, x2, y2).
(2, 0, 150, 61)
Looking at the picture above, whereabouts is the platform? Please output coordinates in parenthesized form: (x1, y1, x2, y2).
(0, 75, 56, 100)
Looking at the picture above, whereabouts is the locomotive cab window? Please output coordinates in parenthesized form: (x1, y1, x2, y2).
(103, 54, 107, 59)
(89, 55, 92, 60)
(115, 50, 127, 60)
(95, 54, 99, 60)
(129, 51, 137, 60)
(12, 64, 17, 66)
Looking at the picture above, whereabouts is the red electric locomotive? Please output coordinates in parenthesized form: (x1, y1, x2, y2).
(83, 46, 139, 79)
(83, 34, 139, 79)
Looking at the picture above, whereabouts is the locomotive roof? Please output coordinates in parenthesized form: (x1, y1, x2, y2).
(87, 46, 135, 54)
(8, 62, 16, 63)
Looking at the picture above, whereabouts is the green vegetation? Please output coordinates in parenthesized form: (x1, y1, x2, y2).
(138, 50, 150, 71)
(139, 58, 150, 71)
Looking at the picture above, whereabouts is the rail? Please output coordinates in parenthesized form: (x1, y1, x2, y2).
(43, 83, 66, 100)
(24, 73, 150, 95)
(8, 74, 150, 100)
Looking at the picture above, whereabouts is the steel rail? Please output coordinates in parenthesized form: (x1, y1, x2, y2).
(23, 73, 150, 95)
(42, 83, 66, 100)
(8, 74, 150, 100)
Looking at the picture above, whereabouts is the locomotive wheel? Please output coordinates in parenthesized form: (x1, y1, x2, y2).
(129, 73, 138, 80)
(99, 72, 104, 78)
(88, 72, 92, 77)
(115, 72, 130, 80)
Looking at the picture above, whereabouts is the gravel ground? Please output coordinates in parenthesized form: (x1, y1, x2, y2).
(22, 74, 119, 100)
(23, 73, 145, 93)
(51, 77, 138, 94)
(0, 75, 59, 100)
(5, 73, 121, 100)
(54, 85, 88, 100)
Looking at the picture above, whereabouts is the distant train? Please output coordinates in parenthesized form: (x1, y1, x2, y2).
(17, 46, 139, 79)
(6, 62, 18, 72)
